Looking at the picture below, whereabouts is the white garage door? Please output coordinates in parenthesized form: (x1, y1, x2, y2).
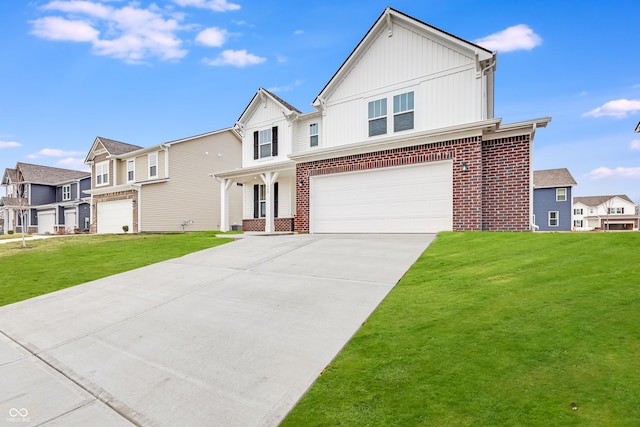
(97, 199, 133, 234)
(38, 210, 56, 234)
(64, 209, 76, 232)
(311, 161, 452, 233)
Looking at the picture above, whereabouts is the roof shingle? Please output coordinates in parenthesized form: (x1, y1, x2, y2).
(533, 168, 577, 188)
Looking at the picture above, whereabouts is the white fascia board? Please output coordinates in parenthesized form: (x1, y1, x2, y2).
(290, 119, 501, 163)
(215, 160, 296, 181)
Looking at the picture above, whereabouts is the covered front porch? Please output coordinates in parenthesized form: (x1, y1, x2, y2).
(216, 161, 296, 233)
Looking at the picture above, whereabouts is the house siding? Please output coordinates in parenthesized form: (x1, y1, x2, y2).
(533, 187, 572, 231)
(139, 132, 242, 232)
(31, 184, 55, 205)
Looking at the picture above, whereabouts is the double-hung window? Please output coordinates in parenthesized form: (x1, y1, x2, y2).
(95, 162, 109, 186)
(368, 98, 387, 137)
(62, 184, 71, 201)
(310, 123, 319, 147)
(127, 160, 135, 182)
(573, 208, 583, 215)
(149, 153, 158, 179)
(556, 188, 567, 202)
(393, 91, 414, 132)
(253, 127, 278, 159)
(549, 211, 559, 227)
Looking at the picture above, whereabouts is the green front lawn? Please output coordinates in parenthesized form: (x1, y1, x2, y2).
(0, 232, 232, 307)
(282, 232, 640, 426)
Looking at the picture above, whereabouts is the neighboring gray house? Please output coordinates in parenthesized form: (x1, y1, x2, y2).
(1, 162, 91, 234)
(532, 168, 577, 231)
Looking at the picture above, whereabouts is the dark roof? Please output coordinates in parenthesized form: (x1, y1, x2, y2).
(15, 162, 90, 184)
(97, 137, 143, 155)
(574, 195, 634, 206)
(261, 88, 303, 114)
(533, 168, 577, 188)
(635, 121, 640, 133)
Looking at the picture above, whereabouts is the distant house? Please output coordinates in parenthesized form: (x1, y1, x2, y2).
(84, 130, 242, 233)
(0, 162, 91, 234)
(532, 168, 577, 231)
(573, 195, 638, 231)
(216, 7, 550, 233)
(635, 121, 640, 133)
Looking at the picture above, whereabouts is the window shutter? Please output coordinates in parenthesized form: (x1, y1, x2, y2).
(274, 182, 279, 218)
(253, 131, 259, 160)
(253, 185, 259, 218)
(272, 126, 278, 156)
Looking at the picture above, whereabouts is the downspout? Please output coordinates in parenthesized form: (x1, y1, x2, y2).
(162, 144, 170, 178)
(529, 123, 537, 231)
(479, 54, 497, 120)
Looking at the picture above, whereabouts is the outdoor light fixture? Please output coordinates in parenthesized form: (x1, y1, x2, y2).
(461, 162, 469, 172)
(298, 180, 304, 188)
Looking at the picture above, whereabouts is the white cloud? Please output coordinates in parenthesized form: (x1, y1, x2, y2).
(195, 27, 227, 47)
(275, 54, 287, 63)
(172, 0, 240, 12)
(267, 80, 302, 93)
(586, 166, 640, 179)
(32, 1, 187, 63)
(29, 148, 85, 158)
(294, 29, 304, 35)
(57, 157, 90, 170)
(475, 24, 542, 53)
(203, 49, 266, 67)
(630, 140, 640, 151)
(0, 140, 21, 148)
(31, 16, 99, 42)
(583, 99, 640, 118)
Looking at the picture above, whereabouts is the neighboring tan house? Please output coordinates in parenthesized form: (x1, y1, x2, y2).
(84, 130, 242, 233)
(573, 195, 638, 231)
(216, 7, 550, 233)
(1, 162, 91, 234)
(532, 168, 577, 231)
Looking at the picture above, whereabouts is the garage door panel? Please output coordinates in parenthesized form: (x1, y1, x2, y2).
(97, 200, 133, 234)
(38, 211, 55, 234)
(311, 161, 452, 233)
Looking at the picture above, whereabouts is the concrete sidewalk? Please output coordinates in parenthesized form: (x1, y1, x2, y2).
(0, 233, 435, 426)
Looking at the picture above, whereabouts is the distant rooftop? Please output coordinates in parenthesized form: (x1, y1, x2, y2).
(574, 195, 634, 206)
(533, 168, 577, 188)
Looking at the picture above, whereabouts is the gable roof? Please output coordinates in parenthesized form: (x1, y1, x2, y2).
(14, 162, 90, 185)
(533, 168, 577, 188)
(1, 168, 18, 185)
(97, 137, 143, 155)
(574, 195, 634, 206)
(635, 121, 640, 133)
(313, 7, 495, 107)
(0, 196, 28, 207)
(236, 87, 302, 128)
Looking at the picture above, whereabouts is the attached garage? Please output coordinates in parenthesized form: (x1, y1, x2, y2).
(38, 210, 56, 234)
(310, 161, 453, 233)
(97, 199, 133, 234)
(64, 209, 76, 232)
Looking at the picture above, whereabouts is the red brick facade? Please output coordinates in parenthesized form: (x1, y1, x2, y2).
(294, 133, 532, 233)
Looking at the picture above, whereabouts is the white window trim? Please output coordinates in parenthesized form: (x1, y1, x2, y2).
(310, 123, 319, 147)
(62, 184, 71, 201)
(259, 129, 272, 159)
(148, 152, 158, 179)
(95, 161, 109, 187)
(548, 211, 559, 227)
(393, 91, 415, 133)
(368, 97, 387, 137)
(127, 159, 135, 183)
(259, 184, 266, 217)
(556, 188, 567, 202)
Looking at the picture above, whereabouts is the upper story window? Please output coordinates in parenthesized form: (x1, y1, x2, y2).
(310, 123, 319, 147)
(393, 91, 414, 132)
(95, 161, 109, 186)
(556, 188, 567, 202)
(127, 160, 135, 182)
(607, 207, 624, 214)
(368, 98, 387, 137)
(253, 127, 278, 159)
(62, 184, 71, 201)
(573, 208, 583, 215)
(149, 152, 158, 178)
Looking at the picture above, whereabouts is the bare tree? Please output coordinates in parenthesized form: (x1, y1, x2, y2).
(602, 197, 614, 232)
(13, 170, 29, 248)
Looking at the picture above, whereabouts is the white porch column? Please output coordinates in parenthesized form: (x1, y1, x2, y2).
(260, 171, 279, 233)
(219, 178, 233, 232)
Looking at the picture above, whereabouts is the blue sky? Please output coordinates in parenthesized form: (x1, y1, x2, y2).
(1, 0, 639, 201)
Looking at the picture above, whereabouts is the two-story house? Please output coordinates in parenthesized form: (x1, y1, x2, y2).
(216, 7, 550, 233)
(573, 195, 638, 231)
(84, 129, 242, 233)
(532, 168, 577, 231)
(1, 162, 91, 234)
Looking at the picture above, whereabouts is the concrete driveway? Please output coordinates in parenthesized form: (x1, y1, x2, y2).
(0, 233, 435, 426)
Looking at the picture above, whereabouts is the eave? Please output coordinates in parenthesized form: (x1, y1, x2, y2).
(215, 160, 296, 182)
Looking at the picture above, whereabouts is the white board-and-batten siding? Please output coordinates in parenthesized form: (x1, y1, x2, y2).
(242, 176, 294, 219)
(242, 99, 292, 168)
